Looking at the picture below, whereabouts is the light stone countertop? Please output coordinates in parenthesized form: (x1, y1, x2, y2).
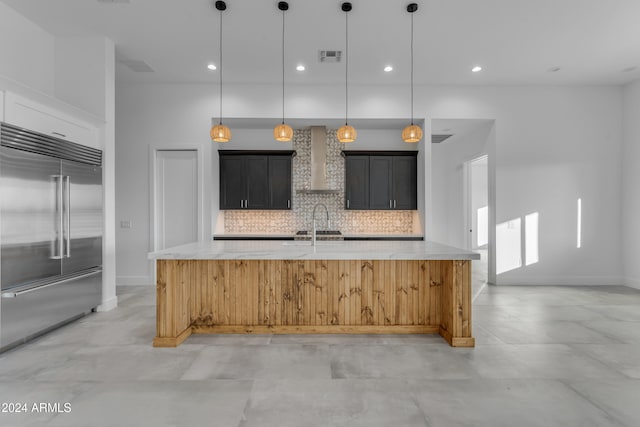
(212, 233, 424, 239)
(149, 240, 480, 261)
(213, 233, 294, 239)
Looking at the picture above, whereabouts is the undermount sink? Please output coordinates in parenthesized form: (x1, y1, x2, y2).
(293, 230, 344, 243)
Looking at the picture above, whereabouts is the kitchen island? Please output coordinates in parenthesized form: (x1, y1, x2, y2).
(148, 240, 480, 347)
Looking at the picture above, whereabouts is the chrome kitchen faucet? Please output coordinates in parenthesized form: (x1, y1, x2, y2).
(312, 203, 330, 246)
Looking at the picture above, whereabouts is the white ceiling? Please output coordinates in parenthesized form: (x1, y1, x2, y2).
(3, 0, 640, 86)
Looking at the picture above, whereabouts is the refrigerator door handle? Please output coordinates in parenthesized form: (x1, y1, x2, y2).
(51, 175, 64, 260)
(65, 175, 71, 258)
(1, 269, 102, 298)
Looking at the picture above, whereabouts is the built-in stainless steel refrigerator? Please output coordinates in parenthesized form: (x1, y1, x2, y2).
(0, 122, 102, 351)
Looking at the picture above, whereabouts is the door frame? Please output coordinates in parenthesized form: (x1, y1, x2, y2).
(149, 146, 205, 253)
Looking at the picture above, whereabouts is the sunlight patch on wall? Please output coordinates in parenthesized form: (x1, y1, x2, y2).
(496, 217, 521, 274)
(477, 206, 488, 247)
(577, 198, 582, 249)
(525, 212, 539, 266)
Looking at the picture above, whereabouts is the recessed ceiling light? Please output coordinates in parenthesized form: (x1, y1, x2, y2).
(296, 64, 305, 71)
(547, 66, 561, 73)
(207, 63, 217, 71)
(471, 65, 482, 73)
(384, 65, 393, 72)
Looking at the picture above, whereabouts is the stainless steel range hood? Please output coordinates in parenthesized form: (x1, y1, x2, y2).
(297, 126, 340, 194)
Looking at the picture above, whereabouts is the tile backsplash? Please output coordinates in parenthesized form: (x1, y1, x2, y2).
(223, 129, 417, 235)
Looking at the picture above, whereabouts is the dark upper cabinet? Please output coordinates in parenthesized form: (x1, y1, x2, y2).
(344, 151, 417, 210)
(268, 155, 292, 209)
(220, 156, 245, 209)
(345, 156, 369, 209)
(245, 156, 269, 209)
(392, 156, 417, 210)
(219, 151, 294, 210)
(369, 156, 393, 209)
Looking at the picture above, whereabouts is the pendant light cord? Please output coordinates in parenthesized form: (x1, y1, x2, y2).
(345, 11, 349, 126)
(410, 11, 414, 126)
(219, 10, 223, 126)
(282, 9, 285, 124)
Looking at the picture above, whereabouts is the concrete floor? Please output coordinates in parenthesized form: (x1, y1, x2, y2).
(1, 284, 639, 426)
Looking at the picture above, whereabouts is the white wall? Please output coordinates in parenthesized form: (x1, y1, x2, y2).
(55, 36, 110, 119)
(622, 80, 640, 289)
(0, 2, 54, 95)
(116, 82, 624, 287)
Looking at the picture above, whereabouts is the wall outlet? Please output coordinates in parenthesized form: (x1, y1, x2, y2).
(120, 220, 132, 229)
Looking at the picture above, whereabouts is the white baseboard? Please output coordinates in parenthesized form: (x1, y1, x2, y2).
(625, 277, 640, 290)
(117, 276, 152, 286)
(494, 275, 625, 286)
(97, 295, 118, 312)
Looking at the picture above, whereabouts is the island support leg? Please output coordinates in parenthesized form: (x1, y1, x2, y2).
(154, 260, 192, 347)
(438, 260, 475, 347)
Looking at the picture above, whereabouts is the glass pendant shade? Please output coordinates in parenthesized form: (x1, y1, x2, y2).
(274, 123, 293, 142)
(211, 124, 231, 143)
(401, 124, 422, 143)
(337, 124, 357, 143)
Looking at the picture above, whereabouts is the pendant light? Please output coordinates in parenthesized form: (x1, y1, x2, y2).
(274, 2, 293, 142)
(211, 0, 231, 143)
(401, 3, 423, 143)
(337, 2, 356, 143)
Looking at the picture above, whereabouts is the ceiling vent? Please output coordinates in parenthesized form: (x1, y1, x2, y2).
(118, 59, 154, 72)
(431, 134, 453, 144)
(319, 50, 342, 63)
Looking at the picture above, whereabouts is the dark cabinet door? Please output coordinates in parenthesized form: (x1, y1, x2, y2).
(392, 156, 417, 209)
(220, 152, 293, 210)
(245, 156, 269, 209)
(345, 156, 369, 209)
(268, 155, 292, 209)
(220, 156, 245, 209)
(369, 156, 393, 210)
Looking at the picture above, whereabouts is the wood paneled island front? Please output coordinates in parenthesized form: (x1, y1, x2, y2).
(148, 241, 480, 347)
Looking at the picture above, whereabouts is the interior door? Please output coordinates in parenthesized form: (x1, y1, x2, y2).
(61, 160, 103, 274)
(0, 147, 62, 289)
(155, 150, 198, 250)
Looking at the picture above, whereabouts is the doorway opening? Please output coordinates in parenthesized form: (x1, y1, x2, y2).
(151, 149, 201, 252)
(430, 118, 494, 300)
(465, 155, 489, 298)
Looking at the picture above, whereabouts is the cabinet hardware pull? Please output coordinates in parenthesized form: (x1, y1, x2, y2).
(347, 200, 350, 209)
(389, 200, 392, 209)
(287, 200, 290, 208)
(394, 200, 397, 209)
